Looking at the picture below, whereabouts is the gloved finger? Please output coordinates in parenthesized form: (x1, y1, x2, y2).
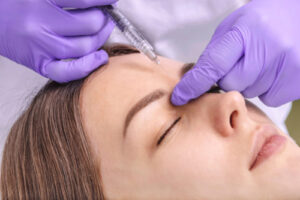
(259, 86, 288, 107)
(259, 87, 284, 107)
(42, 50, 108, 83)
(218, 56, 261, 93)
(211, 7, 246, 40)
(171, 30, 244, 106)
(52, 19, 114, 59)
(259, 53, 300, 107)
(53, 0, 118, 9)
(52, 8, 109, 36)
(241, 61, 279, 98)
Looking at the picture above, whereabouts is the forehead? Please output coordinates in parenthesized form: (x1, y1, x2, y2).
(80, 53, 183, 141)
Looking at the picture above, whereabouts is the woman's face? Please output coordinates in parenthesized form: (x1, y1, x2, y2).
(80, 53, 300, 200)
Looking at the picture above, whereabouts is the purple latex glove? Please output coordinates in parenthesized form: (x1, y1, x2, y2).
(0, 0, 117, 83)
(172, 0, 300, 107)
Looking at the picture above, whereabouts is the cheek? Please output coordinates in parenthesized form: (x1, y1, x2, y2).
(150, 129, 233, 190)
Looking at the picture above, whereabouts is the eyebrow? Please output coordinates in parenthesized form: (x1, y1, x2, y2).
(123, 62, 195, 137)
(180, 63, 195, 77)
(123, 90, 166, 137)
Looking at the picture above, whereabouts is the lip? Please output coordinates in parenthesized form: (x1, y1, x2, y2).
(249, 124, 287, 170)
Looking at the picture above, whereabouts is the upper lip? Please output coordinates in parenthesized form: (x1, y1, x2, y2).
(248, 124, 280, 170)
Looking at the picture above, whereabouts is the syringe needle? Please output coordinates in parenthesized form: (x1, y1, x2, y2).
(154, 57, 160, 65)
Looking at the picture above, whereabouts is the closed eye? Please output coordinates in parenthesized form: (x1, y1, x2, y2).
(157, 117, 181, 146)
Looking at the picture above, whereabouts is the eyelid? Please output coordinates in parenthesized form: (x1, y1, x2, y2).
(157, 117, 181, 146)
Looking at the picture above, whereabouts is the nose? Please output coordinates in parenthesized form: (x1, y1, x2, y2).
(211, 91, 248, 137)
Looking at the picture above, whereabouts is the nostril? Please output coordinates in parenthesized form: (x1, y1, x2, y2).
(230, 111, 238, 128)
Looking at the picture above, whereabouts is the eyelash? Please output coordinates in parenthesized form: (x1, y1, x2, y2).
(207, 86, 221, 93)
(155, 86, 219, 146)
(157, 117, 181, 146)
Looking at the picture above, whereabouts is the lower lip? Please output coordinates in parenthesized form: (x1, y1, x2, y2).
(251, 135, 286, 170)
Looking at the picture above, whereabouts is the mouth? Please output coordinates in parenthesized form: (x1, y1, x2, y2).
(249, 124, 287, 171)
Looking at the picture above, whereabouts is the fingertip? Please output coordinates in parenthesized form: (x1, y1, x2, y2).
(171, 91, 189, 106)
(171, 67, 218, 106)
(95, 49, 109, 65)
(80, 50, 109, 75)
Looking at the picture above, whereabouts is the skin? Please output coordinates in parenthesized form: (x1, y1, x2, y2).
(80, 53, 300, 200)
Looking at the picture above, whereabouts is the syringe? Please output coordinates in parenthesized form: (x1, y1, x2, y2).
(101, 5, 160, 64)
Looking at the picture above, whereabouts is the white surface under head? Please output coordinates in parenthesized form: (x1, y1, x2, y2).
(0, 56, 48, 161)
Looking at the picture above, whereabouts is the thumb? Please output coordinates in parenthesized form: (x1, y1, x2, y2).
(42, 50, 108, 83)
(171, 30, 244, 106)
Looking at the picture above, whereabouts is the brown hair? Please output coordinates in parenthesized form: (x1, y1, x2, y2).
(0, 45, 139, 200)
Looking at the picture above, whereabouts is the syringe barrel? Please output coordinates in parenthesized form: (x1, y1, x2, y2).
(102, 5, 154, 55)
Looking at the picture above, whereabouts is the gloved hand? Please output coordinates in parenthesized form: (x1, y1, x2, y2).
(0, 0, 117, 83)
(171, 0, 300, 107)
